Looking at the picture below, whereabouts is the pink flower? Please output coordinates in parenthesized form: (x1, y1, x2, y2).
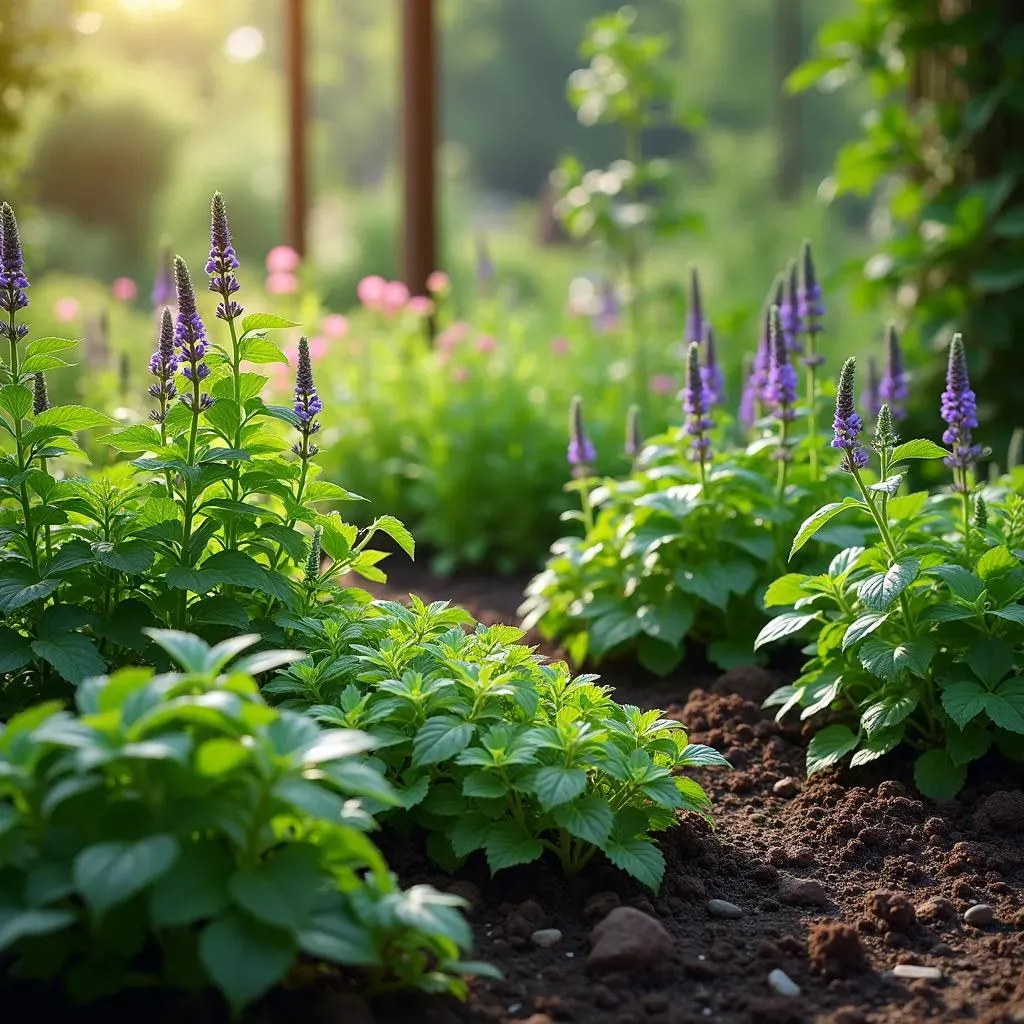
(438, 320, 470, 353)
(321, 313, 349, 337)
(357, 275, 387, 311)
(426, 270, 450, 294)
(475, 335, 497, 354)
(452, 366, 469, 384)
(266, 272, 299, 296)
(408, 295, 434, 317)
(266, 245, 301, 274)
(283, 343, 300, 364)
(383, 280, 411, 315)
(550, 336, 571, 357)
(308, 335, 328, 361)
(650, 373, 676, 396)
(53, 297, 81, 322)
(112, 277, 137, 302)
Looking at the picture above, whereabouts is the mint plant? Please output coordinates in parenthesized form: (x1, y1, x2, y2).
(0, 197, 410, 709)
(758, 338, 1024, 799)
(0, 630, 484, 1013)
(271, 597, 728, 891)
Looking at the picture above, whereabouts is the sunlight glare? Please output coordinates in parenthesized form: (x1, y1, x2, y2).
(225, 26, 265, 64)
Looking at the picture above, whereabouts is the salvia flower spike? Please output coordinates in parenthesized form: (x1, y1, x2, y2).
(625, 403, 642, 461)
(304, 525, 324, 584)
(0, 202, 30, 343)
(685, 266, 704, 345)
(567, 395, 596, 470)
(767, 305, 798, 424)
(701, 323, 724, 407)
(798, 240, 825, 364)
(741, 280, 782, 425)
(292, 336, 323, 459)
(864, 356, 881, 419)
(780, 259, 801, 356)
(831, 357, 868, 471)
(148, 307, 178, 422)
(32, 372, 48, 415)
(173, 256, 213, 409)
(874, 402, 897, 453)
(206, 192, 242, 322)
(973, 494, 988, 530)
(879, 323, 908, 422)
(941, 333, 982, 482)
(683, 340, 713, 465)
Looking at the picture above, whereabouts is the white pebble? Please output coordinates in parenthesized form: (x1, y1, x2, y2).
(531, 927, 563, 948)
(768, 968, 801, 997)
(893, 964, 942, 981)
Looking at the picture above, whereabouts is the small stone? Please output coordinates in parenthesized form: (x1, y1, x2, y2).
(916, 896, 955, 923)
(531, 928, 563, 948)
(892, 964, 942, 981)
(778, 875, 829, 907)
(583, 891, 621, 924)
(707, 898, 744, 919)
(964, 904, 994, 927)
(587, 906, 674, 974)
(773, 777, 800, 798)
(768, 968, 801, 997)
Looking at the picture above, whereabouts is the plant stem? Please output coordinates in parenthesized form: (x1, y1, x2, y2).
(775, 419, 789, 501)
(960, 469, 972, 562)
(8, 330, 38, 572)
(226, 313, 243, 549)
(178, 373, 202, 626)
(805, 330, 820, 482)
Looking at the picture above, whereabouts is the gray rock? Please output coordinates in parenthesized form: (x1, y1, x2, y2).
(531, 928, 563, 948)
(707, 899, 744, 919)
(964, 903, 994, 927)
(587, 906, 674, 974)
(767, 968, 801, 997)
(892, 964, 942, 981)
(772, 777, 800, 798)
(778, 875, 829, 907)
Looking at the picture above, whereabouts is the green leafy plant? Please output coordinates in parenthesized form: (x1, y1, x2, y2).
(758, 342, 1024, 799)
(270, 596, 728, 891)
(0, 629, 486, 1013)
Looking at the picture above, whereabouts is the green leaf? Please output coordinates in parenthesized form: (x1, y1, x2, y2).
(25, 336, 77, 358)
(763, 573, 811, 608)
(149, 840, 233, 927)
(806, 724, 858, 775)
(228, 847, 321, 931)
(927, 564, 986, 603)
(993, 204, 1024, 238)
(754, 612, 818, 650)
(857, 558, 919, 611)
(99, 424, 163, 452)
(551, 796, 614, 847)
(941, 679, 988, 728)
(144, 629, 210, 672)
(462, 770, 509, 799)
(196, 738, 250, 776)
(369, 515, 415, 558)
(0, 627, 32, 672)
(21, 354, 71, 373)
(991, 604, 1024, 625)
(34, 405, 115, 431)
(238, 336, 289, 364)
(200, 910, 297, 1013)
(0, 384, 33, 421)
(946, 722, 992, 766)
(602, 838, 665, 890)
(861, 695, 918, 734)
(843, 612, 888, 650)
(679, 743, 731, 768)
(241, 312, 300, 333)
(484, 821, 544, 872)
(589, 609, 643, 658)
(976, 545, 1021, 580)
(849, 727, 903, 767)
(967, 638, 1014, 686)
(984, 678, 1024, 733)
(790, 499, 865, 558)
(532, 766, 588, 811)
(637, 599, 693, 645)
(412, 717, 474, 766)
(91, 540, 155, 575)
(674, 566, 731, 610)
(914, 749, 967, 800)
(31, 632, 106, 684)
(892, 439, 951, 462)
(74, 835, 180, 917)
(0, 908, 75, 952)
(636, 635, 685, 677)
(859, 636, 935, 681)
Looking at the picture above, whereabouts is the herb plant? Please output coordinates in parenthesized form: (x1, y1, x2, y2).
(0, 629, 483, 1013)
(270, 596, 729, 891)
(0, 196, 409, 710)
(758, 337, 1024, 799)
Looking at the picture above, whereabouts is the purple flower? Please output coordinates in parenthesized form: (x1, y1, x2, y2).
(798, 240, 824, 337)
(206, 192, 243, 322)
(831, 357, 869, 471)
(0, 203, 30, 340)
(941, 332, 982, 477)
(292, 336, 322, 459)
(700, 323, 724, 407)
(594, 281, 620, 333)
(740, 281, 782, 426)
(767, 305, 798, 422)
(152, 240, 174, 310)
(174, 256, 213, 408)
(878, 323, 908, 421)
(625, 403, 642, 461)
(148, 308, 179, 421)
(32, 371, 48, 415)
(567, 395, 596, 469)
(683, 341, 713, 463)
(779, 260, 801, 356)
(863, 356, 881, 420)
(685, 266, 705, 345)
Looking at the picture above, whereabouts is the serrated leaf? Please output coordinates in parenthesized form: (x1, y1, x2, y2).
(892, 439, 951, 462)
(976, 545, 1021, 580)
(34, 405, 114, 431)
(674, 566, 731, 610)
(842, 612, 888, 650)
(861, 695, 918, 734)
(941, 679, 988, 728)
(754, 612, 817, 650)
(412, 717, 474, 766)
(241, 312, 300, 333)
(849, 727, 903, 766)
(790, 499, 865, 558)
(149, 840, 233, 927)
(370, 515, 415, 558)
(857, 558, 919, 611)
(763, 573, 811, 608)
(859, 636, 934, 681)
(946, 723, 993, 766)
(74, 835, 180, 917)
(967, 638, 1014, 686)
(99, 424, 163, 452)
(238, 336, 289, 364)
(552, 796, 614, 846)
(532, 766, 587, 810)
(806, 724, 858, 775)
(31, 632, 106, 684)
(679, 743, 731, 768)
(926, 564, 986, 603)
(589, 609, 643, 658)
(603, 838, 664, 890)
(914, 749, 966, 800)
(0, 384, 33, 421)
(484, 821, 544, 872)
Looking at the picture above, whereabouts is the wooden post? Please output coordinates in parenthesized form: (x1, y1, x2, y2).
(401, 0, 437, 298)
(285, 0, 308, 256)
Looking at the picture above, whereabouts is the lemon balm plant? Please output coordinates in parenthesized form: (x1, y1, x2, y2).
(0, 197, 409, 712)
(758, 339, 1024, 799)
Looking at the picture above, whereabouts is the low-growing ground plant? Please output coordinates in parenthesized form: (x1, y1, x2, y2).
(269, 596, 729, 891)
(0, 629, 486, 1013)
(758, 338, 1024, 799)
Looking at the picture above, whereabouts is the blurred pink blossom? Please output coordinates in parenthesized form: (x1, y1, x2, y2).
(308, 336, 328, 361)
(650, 374, 676, 396)
(112, 277, 137, 302)
(382, 280, 410, 315)
(283, 343, 300, 364)
(550, 336, 570, 357)
(451, 366, 469, 384)
(475, 335, 497, 354)
(321, 313, 349, 337)
(53, 297, 81, 322)
(357, 275, 387, 310)
(408, 295, 434, 317)
(266, 246, 301, 274)
(266, 272, 299, 296)
(438, 320, 471, 352)
(426, 270, 450, 294)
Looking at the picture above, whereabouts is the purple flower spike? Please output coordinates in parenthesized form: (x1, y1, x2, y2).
(594, 281, 620, 334)
(685, 266, 705, 345)
(567, 395, 597, 470)
(863, 356, 881, 420)
(779, 260, 801, 356)
(798, 240, 824, 329)
(701, 323, 724, 407)
(148, 308, 179, 421)
(32, 371, 48, 415)
(0, 203, 30, 340)
(174, 256, 213, 409)
(152, 240, 174, 310)
(767, 305, 798, 423)
(207, 193, 243, 322)
(878, 323, 908, 421)
(683, 341, 714, 463)
(292, 336, 323, 459)
(941, 333, 982, 479)
(831, 357, 869, 471)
